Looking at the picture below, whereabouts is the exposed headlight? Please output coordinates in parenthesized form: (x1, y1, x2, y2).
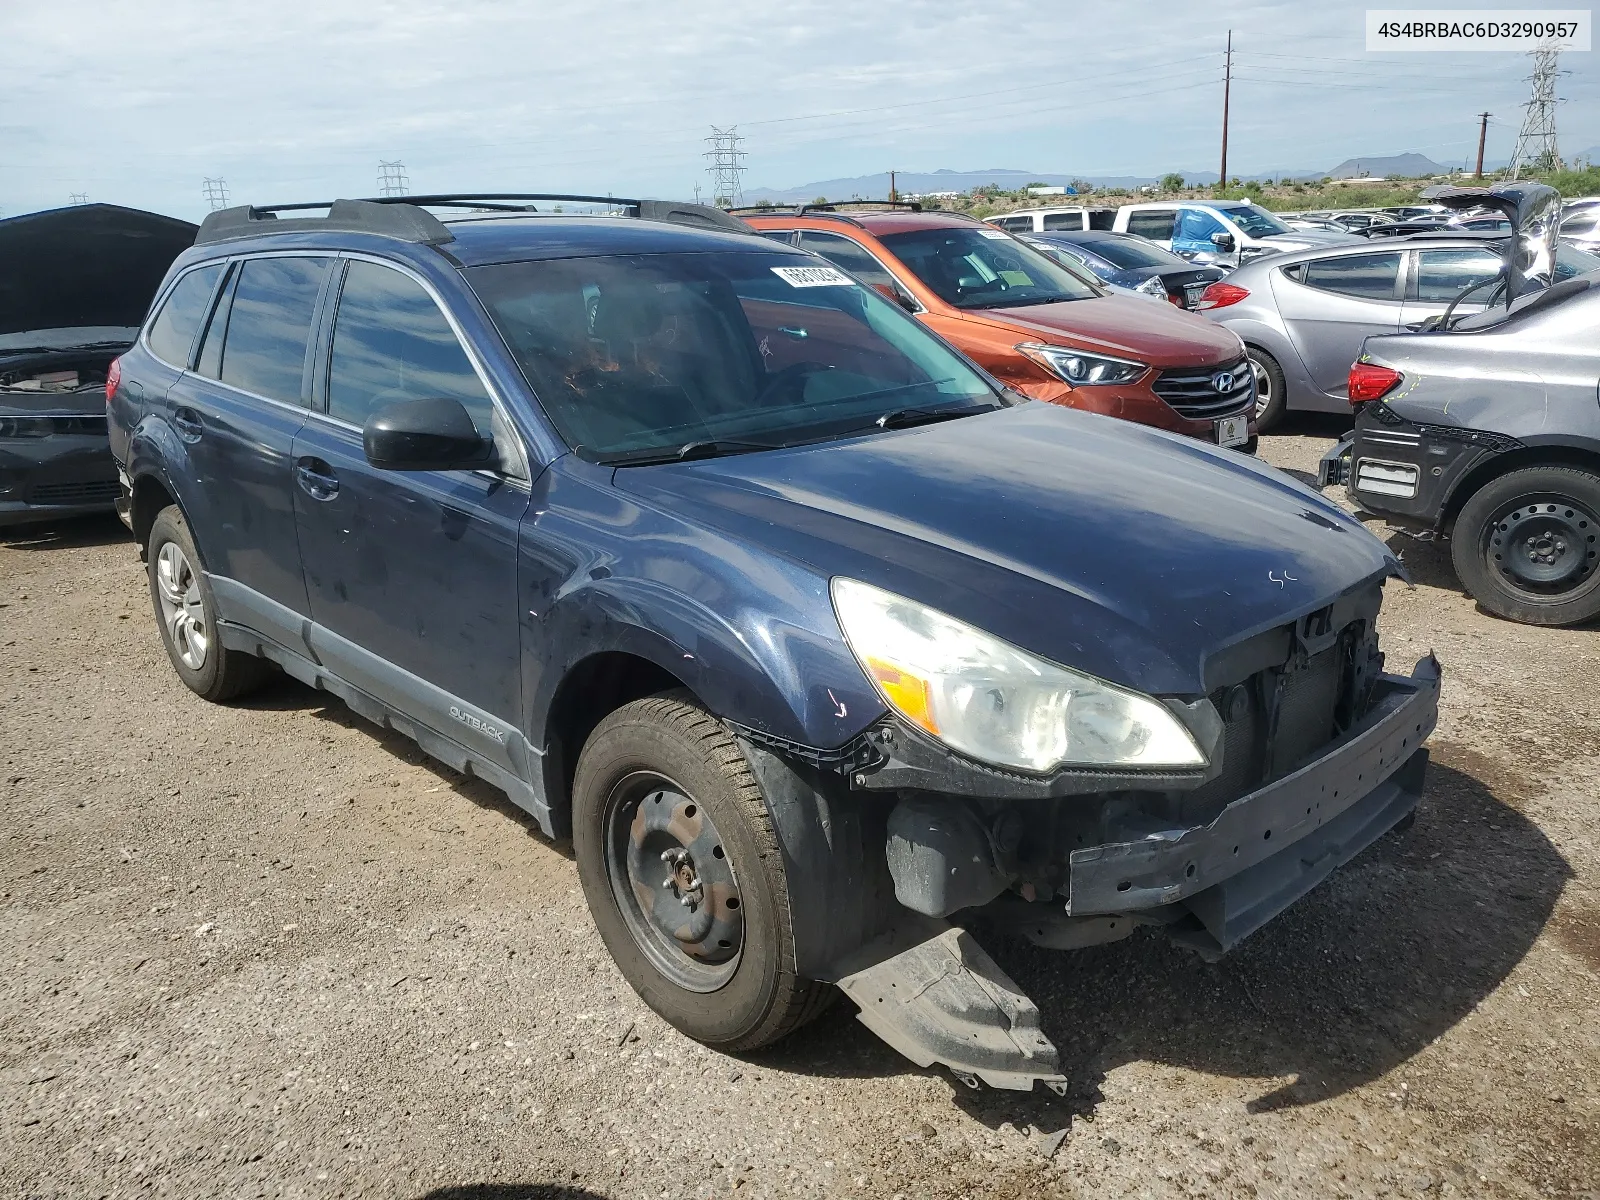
(831, 578, 1207, 773)
(1015, 343, 1148, 387)
(0, 417, 55, 439)
(1135, 276, 1168, 297)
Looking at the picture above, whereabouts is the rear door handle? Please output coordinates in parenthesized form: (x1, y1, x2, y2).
(295, 457, 340, 501)
(173, 407, 203, 442)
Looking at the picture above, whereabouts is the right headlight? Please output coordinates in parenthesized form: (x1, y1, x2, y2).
(1015, 343, 1148, 387)
(831, 578, 1206, 774)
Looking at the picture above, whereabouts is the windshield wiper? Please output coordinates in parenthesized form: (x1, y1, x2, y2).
(599, 439, 777, 467)
(984, 295, 1078, 308)
(874, 404, 996, 430)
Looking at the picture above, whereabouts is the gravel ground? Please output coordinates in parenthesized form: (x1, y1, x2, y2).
(2, 421, 1597, 1200)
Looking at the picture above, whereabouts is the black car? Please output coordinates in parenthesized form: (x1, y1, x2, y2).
(1023, 230, 1225, 309)
(1, 204, 196, 529)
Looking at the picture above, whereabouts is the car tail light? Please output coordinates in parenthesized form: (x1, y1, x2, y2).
(1348, 361, 1402, 403)
(1166, 292, 1182, 306)
(1194, 282, 1248, 310)
(105, 356, 122, 405)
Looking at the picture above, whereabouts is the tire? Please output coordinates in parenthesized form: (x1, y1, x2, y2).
(146, 506, 271, 701)
(1451, 466, 1600, 627)
(1247, 346, 1288, 432)
(572, 691, 833, 1050)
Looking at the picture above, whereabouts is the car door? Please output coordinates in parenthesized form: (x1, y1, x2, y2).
(289, 256, 531, 776)
(166, 254, 328, 646)
(1272, 249, 1405, 399)
(1400, 246, 1502, 328)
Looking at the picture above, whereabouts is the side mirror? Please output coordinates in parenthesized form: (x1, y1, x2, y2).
(1210, 231, 1237, 251)
(363, 397, 493, 472)
(873, 282, 918, 313)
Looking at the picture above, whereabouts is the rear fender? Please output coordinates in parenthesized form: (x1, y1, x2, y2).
(126, 414, 215, 561)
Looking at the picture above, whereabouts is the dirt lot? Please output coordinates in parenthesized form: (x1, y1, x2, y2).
(2, 423, 1597, 1200)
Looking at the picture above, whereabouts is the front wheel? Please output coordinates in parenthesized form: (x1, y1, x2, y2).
(1451, 466, 1600, 626)
(571, 693, 833, 1050)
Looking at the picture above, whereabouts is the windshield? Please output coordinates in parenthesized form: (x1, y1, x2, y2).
(1082, 237, 1187, 271)
(875, 227, 1102, 309)
(1557, 243, 1600, 280)
(1223, 204, 1292, 238)
(466, 251, 1000, 462)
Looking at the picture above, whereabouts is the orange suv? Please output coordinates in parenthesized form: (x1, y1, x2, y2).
(742, 204, 1257, 450)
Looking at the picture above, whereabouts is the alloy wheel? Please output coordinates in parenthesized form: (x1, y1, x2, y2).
(155, 541, 209, 670)
(1249, 356, 1273, 420)
(603, 771, 744, 992)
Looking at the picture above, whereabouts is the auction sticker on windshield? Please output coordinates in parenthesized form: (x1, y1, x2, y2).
(772, 265, 856, 288)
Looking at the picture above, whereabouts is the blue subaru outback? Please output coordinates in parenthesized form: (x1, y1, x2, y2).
(108, 194, 1440, 1092)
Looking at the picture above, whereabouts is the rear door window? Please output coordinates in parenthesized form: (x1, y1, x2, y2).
(326, 260, 493, 435)
(794, 232, 900, 292)
(993, 216, 1033, 232)
(1299, 252, 1402, 301)
(1042, 212, 1083, 231)
(1414, 249, 1501, 302)
(217, 257, 330, 405)
(145, 264, 224, 368)
(1126, 209, 1177, 240)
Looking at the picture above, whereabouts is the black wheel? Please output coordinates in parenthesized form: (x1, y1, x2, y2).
(572, 692, 833, 1050)
(1451, 466, 1600, 627)
(1247, 347, 1288, 432)
(146, 506, 271, 701)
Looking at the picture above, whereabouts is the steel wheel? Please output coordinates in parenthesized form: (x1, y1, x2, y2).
(154, 540, 208, 670)
(603, 771, 743, 993)
(1483, 495, 1599, 598)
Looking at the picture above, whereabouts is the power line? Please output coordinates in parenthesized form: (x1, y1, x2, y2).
(1508, 47, 1564, 178)
(202, 177, 230, 211)
(703, 126, 746, 208)
(377, 159, 410, 197)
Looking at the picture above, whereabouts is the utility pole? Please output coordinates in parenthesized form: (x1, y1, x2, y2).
(68, 192, 88, 206)
(1508, 47, 1564, 178)
(703, 127, 747, 209)
(377, 160, 410, 197)
(1219, 30, 1232, 188)
(202, 177, 230, 211)
(889, 169, 897, 203)
(1475, 111, 1491, 178)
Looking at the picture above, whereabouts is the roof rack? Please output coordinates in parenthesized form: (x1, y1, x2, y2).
(195, 194, 751, 246)
(725, 200, 924, 218)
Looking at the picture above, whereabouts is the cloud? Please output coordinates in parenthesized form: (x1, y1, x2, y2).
(0, 0, 1589, 219)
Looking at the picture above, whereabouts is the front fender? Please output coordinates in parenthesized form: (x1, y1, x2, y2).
(127, 414, 217, 563)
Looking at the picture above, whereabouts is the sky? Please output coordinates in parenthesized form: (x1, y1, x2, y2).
(1, 0, 1595, 221)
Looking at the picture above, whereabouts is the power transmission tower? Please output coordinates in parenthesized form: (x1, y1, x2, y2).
(377, 160, 410, 197)
(703, 127, 747, 209)
(1508, 47, 1564, 178)
(202, 177, 231, 211)
(68, 192, 88, 206)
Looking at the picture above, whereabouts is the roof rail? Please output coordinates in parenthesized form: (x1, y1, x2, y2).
(798, 200, 922, 215)
(195, 193, 751, 246)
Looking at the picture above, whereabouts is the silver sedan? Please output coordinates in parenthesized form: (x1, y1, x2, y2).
(1196, 234, 1600, 429)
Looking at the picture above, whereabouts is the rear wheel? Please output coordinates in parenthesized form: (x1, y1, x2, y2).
(1247, 347, 1288, 432)
(572, 692, 832, 1050)
(1451, 466, 1600, 626)
(146, 506, 271, 701)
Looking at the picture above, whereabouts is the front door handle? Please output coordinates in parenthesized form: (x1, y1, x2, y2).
(295, 457, 340, 501)
(173, 407, 203, 442)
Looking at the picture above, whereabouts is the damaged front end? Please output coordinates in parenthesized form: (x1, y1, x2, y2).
(737, 577, 1439, 1093)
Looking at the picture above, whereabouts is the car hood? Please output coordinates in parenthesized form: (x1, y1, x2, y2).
(0, 204, 197, 340)
(613, 403, 1399, 695)
(962, 294, 1242, 368)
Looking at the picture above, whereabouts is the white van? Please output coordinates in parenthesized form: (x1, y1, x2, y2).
(985, 206, 1116, 234)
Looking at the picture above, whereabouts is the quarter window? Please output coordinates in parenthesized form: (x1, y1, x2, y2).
(1298, 252, 1402, 301)
(217, 257, 330, 405)
(145, 265, 224, 368)
(1126, 210, 1177, 240)
(327, 260, 492, 434)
